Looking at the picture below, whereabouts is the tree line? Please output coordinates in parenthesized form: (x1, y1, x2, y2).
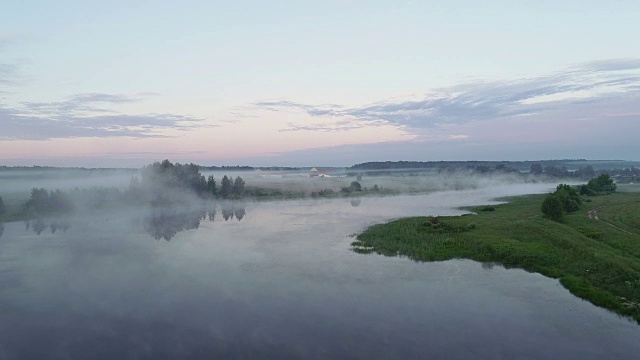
(20, 160, 248, 218)
(542, 174, 616, 222)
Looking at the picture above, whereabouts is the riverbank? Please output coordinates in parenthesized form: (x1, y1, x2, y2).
(352, 189, 640, 323)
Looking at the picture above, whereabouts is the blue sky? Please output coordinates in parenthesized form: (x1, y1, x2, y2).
(1, 1, 639, 167)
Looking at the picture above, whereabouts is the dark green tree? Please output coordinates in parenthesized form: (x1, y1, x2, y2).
(341, 181, 363, 193)
(232, 176, 245, 196)
(554, 184, 582, 213)
(207, 175, 217, 196)
(25, 188, 50, 214)
(140, 160, 210, 198)
(541, 194, 564, 222)
(586, 173, 616, 194)
(49, 189, 74, 213)
(220, 175, 232, 197)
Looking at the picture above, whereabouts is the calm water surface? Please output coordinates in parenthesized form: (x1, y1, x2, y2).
(1, 184, 639, 359)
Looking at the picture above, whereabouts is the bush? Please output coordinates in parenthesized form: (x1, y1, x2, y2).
(583, 174, 617, 195)
(541, 194, 564, 222)
(555, 184, 582, 213)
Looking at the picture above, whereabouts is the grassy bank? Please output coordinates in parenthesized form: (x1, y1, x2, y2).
(352, 190, 640, 323)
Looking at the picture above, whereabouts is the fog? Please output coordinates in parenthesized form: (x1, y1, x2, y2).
(0, 165, 565, 224)
(0, 164, 564, 243)
(0, 168, 135, 197)
(4, 166, 637, 359)
(204, 168, 551, 194)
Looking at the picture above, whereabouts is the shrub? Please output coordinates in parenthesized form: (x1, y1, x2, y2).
(541, 194, 564, 222)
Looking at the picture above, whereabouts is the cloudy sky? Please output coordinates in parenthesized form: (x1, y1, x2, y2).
(1, 1, 639, 167)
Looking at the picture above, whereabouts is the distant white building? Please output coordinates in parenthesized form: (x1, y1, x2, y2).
(309, 167, 319, 177)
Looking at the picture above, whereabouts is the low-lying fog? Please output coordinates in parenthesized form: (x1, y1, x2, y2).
(0, 168, 134, 195)
(1, 167, 564, 210)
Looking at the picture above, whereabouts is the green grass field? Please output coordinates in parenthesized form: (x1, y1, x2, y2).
(353, 188, 640, 323)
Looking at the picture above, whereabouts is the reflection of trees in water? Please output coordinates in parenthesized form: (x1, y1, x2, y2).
(0, 223, 4, 239)
(144, 204, 247, 240)
(221, 208, 234, 221)
(220, 204, 246, 222)
(24, 219, 71, 236)
(143, 208, 207, 241)
(234, 207, 245, 221)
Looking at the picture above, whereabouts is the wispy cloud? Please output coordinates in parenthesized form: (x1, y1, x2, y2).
(254, 59, 640, 133)
(21, 92, 159, 115)
(279, 118, 388, 133)
(579, 58, 640, 72)
(1, 41, 194, 140)
(0, 92, 204, 140)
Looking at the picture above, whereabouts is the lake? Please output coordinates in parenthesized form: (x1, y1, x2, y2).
(1, 184, 639, 359)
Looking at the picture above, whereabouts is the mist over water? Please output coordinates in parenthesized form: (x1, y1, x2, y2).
(1, 181, 639, 359)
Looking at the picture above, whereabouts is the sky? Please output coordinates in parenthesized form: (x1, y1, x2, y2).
(1, 0, 639, 167)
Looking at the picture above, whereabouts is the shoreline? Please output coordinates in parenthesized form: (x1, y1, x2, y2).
(353, 191, 640, 323)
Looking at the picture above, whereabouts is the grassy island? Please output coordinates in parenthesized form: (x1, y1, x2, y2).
(352, 187, 640, 323)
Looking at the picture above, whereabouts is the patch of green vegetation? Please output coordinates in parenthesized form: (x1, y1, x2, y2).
(353, 192, 640, 323)
(576, 227, 603, 240)
(541, 184, 582, 222)
(245, 187, 307, 200)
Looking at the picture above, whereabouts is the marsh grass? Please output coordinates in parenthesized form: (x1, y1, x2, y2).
(353, 192, 640, 323)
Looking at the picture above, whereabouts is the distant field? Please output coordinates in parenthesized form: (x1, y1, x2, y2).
(618, 184, 640, 192)
(353, 191, 640, 323)
(595, 189, 640, 234)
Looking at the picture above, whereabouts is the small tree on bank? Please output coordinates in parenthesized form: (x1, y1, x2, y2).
(232, 176, 245, 196)
(207, 175, 217, 196)
(541, 184, 582, 222)
(341, 181, 362, 193)
(220, 176, 232, 198)
(554, 184, 582, 213)
(580, 173, 616, 195)
(542, 194, 564, 222)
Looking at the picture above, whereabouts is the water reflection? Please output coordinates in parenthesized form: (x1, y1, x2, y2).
(235, 207, 246, 221)
(143, 208, 206, 241)
(0, 222, 4, 239)
(221, 207, 234, 221)
(143, 203, 247, 241)
(18, 203, 248, 241)
(24, 219, 71, 235)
